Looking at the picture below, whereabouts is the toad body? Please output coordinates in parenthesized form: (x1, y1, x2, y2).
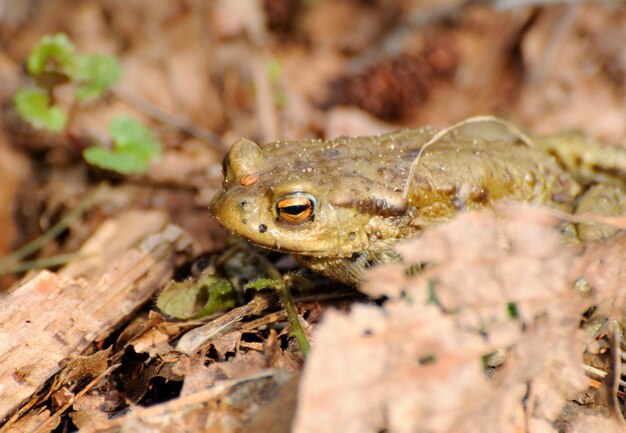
(209, 121, 626, 285)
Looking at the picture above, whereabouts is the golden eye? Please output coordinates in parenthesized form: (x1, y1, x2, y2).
(276, 193, 316, 224)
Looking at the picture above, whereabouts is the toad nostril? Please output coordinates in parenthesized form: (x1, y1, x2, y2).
(240, 200, 248, 208)
(258, 224, 268, 233)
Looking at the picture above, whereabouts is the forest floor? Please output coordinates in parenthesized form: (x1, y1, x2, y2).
(0, 1, 626, 432)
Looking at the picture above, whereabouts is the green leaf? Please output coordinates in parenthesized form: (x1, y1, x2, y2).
(27, 33, 78, 80)
(13, 88, 66, 132)
(109, 117, 161, 157)
(156, 276, 236, 320)
(82, 117, 162, 175)
(83, 147, 149, 174)
(75, 54, 122, 100)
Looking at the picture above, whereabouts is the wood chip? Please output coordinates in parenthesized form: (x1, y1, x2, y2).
(0, 210, 196, 422)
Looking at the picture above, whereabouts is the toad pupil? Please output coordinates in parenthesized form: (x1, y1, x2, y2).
(281, 203, 308, 215)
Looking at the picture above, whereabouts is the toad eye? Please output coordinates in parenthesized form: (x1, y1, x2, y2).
(275, 193, 317, 224)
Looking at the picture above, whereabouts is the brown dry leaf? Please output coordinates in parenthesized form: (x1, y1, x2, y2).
(294, 303, 491, 433)
(389, 205, 585, 329)
(55, 348, 111, 387)
(211, 330, 242, 361)
(580, 233, 626, 317)
(81, 369, 294, 433)
(406, 6, 531, 127)
(302, 1, 385, 53)
(69, 392, 110, 429)
(181, 351, 269, 397)
(295, 205, 593, 433)
(570, 414, 626, 433)
(516, 5, 626, 143)
(131, 327, 175, 359)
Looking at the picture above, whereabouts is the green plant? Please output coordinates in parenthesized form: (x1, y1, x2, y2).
(84, 117, 162, 174)
(156, 275, 237, 320)
(14, 33, 161, 174)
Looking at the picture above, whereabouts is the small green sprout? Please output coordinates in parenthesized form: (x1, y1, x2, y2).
(83, 117, 162, 174)
(15, 33, 160, 175)
(27, 33, 78, 85)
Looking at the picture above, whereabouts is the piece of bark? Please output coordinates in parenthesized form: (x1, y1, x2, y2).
(0, 210, 197, 423)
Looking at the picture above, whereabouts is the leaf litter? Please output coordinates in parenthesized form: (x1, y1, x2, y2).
(2, 1, 626, 432)
(294, 204, 626, 433)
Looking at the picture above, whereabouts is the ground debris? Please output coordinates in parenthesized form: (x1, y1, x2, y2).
(81, 369, 296, 433)
(0, 210, 195, 428)
(294, 205, 625, 433)
(2, 1, 626, 432)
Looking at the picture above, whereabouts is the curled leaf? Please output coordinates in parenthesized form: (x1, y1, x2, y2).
(27, 33, 78, 86)
(156, 275, 236, 320)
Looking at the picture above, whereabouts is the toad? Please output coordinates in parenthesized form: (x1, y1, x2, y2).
(209, 118, 626, 285)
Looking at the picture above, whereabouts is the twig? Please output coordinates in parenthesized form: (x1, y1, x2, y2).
(583, 364, 626, 388)
(0, 252, 81, 274)
(610, 321, 626, 426)
(493, 0, 589, 10)
(251, 54, 279, 143)
(526, 4, 577, 84)
(239, 310, 288, 333)
(402, 116, 532, 201)
(0, 184, 104, 275)
(111, 86, 225, 151)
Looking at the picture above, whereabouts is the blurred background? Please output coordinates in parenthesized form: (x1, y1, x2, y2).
(1, 0, 625, 286)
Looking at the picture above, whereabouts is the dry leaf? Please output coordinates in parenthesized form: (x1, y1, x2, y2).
(181, 351, 269, 397)
(296, 205, 594, 433)
(580, 233, 626, 317)
(570, 414, 626, 433)
(294, 303, 490, 433)
(70, 392, 110, 429)
(131, 327, 175, 358)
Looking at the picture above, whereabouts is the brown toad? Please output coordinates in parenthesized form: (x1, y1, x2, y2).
(209, 119, 626, 285)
